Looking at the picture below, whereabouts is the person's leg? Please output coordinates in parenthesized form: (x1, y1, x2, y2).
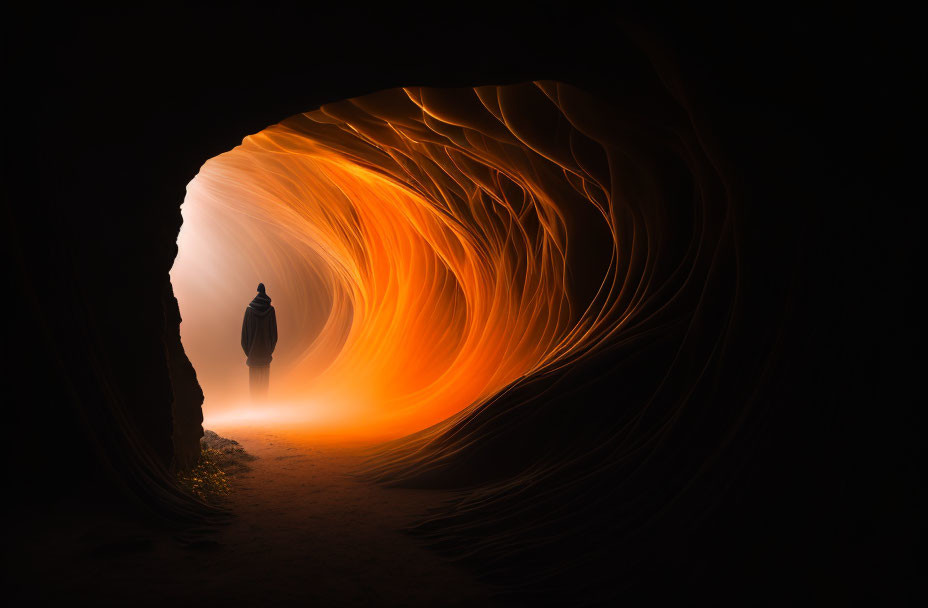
(249, 365, 270, 400)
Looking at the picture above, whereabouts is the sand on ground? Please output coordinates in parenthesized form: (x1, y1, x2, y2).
(23, 426, 497, 607)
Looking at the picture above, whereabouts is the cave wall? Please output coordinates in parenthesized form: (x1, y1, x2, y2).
(5, 5, 919, 603)
(162, 281, 204, 470)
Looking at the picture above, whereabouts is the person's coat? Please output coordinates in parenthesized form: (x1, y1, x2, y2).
(241, 291, 278, 367)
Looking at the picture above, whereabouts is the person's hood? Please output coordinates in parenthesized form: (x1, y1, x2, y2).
(248, 292, 273, 315)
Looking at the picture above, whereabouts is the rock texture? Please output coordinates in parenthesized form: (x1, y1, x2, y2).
(163, 283, 205, 471)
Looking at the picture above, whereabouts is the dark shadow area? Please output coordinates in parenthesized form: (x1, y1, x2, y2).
(4, 5, 920, 605)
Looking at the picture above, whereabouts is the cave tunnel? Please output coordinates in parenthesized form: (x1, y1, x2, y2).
(171, 82, 674, 443)
(6, 6, 920, 606)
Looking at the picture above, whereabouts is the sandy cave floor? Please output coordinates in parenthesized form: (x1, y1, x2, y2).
(21, 427, 499, 606)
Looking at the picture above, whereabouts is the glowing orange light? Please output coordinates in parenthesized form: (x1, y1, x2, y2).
(172, 83, 624, 439)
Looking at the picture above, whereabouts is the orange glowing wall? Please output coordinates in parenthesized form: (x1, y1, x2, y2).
(171, 83, 628, 438)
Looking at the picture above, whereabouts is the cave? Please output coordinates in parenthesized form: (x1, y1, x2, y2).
(6, 6, 919, 606)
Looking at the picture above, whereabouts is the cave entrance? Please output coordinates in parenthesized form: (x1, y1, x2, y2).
(170, 85, 587, 442)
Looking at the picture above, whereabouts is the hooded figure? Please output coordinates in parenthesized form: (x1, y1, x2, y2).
(241, 283, 278, 399)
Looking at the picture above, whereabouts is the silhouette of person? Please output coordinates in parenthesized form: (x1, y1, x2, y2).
(241, 283, 278, 400)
